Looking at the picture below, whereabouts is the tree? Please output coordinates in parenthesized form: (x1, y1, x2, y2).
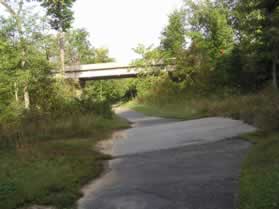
(159, 0, 235, 89)
(94, 48, 114, 63)
(235, 0, 279, 89)
(259, 0, 279, 89)
(0, 0, 30, 108)
(83, 80, 128, 103)
(64, 28, 115, 65)
(133, 44, 164, 74)
(65, 28, 95, 65)
(39, 0, 76, 74)
(160, 9, 186, 57)
(0, 1, 58, 109)
(179, 0, 235, 89)
(0, 17, 20, 111)
(187, 0, 234, 63)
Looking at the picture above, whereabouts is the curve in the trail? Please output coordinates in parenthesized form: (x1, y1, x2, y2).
(78, 108, 256, 209)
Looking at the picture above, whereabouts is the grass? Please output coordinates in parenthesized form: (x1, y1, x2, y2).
(0, 114, 130, 209)
(239, 131, 279, 209)
(125, 100, 204, 120)
(0, 113, 130, 149)
(127, 89, 279, 130)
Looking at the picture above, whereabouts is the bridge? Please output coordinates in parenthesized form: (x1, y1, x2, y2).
(53, 62, 173, 82)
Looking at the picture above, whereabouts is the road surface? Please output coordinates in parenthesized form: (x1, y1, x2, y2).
(78, 108, 255, 209)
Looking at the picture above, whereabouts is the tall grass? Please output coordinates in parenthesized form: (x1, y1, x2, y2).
(0, 105, 130, 209)
(0, 99, 129, 150)
(131, 87, 279, 131)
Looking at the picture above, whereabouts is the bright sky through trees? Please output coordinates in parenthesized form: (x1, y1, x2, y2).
(73, 0, 183, 62)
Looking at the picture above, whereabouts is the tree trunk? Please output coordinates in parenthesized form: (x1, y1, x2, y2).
(14, 82, 19, 102)
(21, 45, 30, 109)
(24, 85, 30, 109)
(267, 9, 278, 90)
(59, 32, 65, 75)
(272, 54, 278, 89)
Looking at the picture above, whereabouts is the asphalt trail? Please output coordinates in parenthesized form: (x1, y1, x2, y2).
(78, 108, 255, 209)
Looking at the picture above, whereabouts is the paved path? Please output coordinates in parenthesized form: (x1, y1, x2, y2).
(78, 108, 256, 209)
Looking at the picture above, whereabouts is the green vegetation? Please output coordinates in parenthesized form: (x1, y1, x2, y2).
(129, 90, 279, 209)
(0, 1, 131, 208)
(0, 140, 104, 209)
(0, 98, 130, 209)
(128, 88, 279, 130)
(0, 115, 128, 209)
(129, 92, 279, 209)
(126, 100, 202, 120)
(127, 1, 279, 209)
(240, 131, 279, 209)
(0, 0, 278, 208)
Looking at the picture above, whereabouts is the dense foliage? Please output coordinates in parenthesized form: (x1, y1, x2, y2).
(0, 1, 131, 208)
(0, 0, 278, 208)
(130, 4, 279, 209)
(134, 0, 278, 95)
(0, 0, 122, 148)
(130, 0, 279, 132)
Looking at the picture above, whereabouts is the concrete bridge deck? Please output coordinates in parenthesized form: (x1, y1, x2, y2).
(53, 62, 171, 80)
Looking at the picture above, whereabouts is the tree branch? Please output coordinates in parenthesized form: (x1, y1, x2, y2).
(18, 0, 24, 16)
(0, 0, 23, 35)
(0, 0, 17, 17)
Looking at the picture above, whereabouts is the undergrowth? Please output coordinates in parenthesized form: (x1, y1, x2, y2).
(0, 109, 129, 209)
(129, 87, 279, 131)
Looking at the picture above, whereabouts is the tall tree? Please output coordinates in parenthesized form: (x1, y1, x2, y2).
(0, 17, 20, 111)
(260, 0, 279, 89)
(235, 0, 279, 89)
(187, 0, 234, 63)
(0, 1, 57, 109)
(0, 0, 30, 108)
(65, 28, 114, 65)
(39, 0, 76, 74)
(65, 28, 94, 65)
(160, 9, 186, 58)
(93, 48, 114, 63)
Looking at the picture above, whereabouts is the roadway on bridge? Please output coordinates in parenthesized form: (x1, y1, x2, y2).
(78, 109, 255, 209)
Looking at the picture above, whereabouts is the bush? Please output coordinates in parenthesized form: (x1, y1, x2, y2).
(0, 79, 117, 150)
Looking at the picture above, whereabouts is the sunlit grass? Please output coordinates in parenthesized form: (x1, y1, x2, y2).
(127, 89, 279, 130)
(0, 114, 130, 209)
(126, 100, 205, 120)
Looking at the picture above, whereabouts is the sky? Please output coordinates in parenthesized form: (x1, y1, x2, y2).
(73, 0, 184, 63)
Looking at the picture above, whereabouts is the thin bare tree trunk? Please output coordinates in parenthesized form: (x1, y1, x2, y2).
(21, 45, 30, 109)
(266, 9, 278, 90)
(23, 84, 30, 109)
(59, 32, 65, 75)
(24, 86, 30, 109)
(272, 54, 278, 89)
(14, 82, 19, 102)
